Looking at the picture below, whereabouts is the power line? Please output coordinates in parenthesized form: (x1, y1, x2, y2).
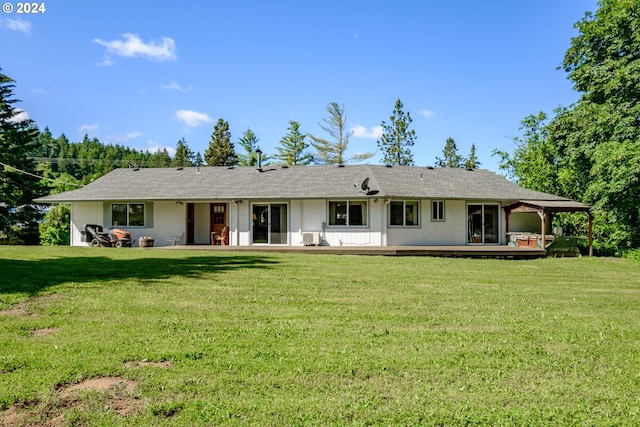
(0, 160, 82, 187)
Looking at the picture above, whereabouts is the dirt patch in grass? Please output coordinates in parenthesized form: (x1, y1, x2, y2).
(2, 376, 143, 426)
(30, 327, 60, 337)
(58, 376, 138, 399)
(0, 294, 59, 318)
(125, 359, 173, 369)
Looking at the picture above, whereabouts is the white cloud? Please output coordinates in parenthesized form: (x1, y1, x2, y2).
(3, 18, 31, 34)
(161, 82, 191, 92)
(96, 56, 113, 67)
(419, 109, 435, 119)
(8, 109, 30, 123)
(175, 109, 213, 127)
(74, 125, 144, 146)
(351, 125, 383, 139)
(145, 140, 176, 156)
(107, 131, 142, 144)
(93, 33, 177, 62)
(76, 123, 99, 136)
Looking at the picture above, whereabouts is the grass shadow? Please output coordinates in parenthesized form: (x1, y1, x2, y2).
(0, 251, 279, 296)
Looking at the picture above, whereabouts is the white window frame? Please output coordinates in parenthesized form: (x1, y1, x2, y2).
(431, 200, 445, 222)
(389, 200, 420, 227)
(111, 203, 145, 227)
(328, 200, 368, 227)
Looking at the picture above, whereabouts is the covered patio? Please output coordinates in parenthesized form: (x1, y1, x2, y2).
(504, 200, 593, 257)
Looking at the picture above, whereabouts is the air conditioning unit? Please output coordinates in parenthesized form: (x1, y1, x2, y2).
(302, 232, 320, 246)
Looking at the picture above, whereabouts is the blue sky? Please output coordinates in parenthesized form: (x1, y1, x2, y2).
(3, 0, 598, 171)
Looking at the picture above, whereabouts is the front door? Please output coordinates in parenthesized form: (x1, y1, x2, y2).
(252, 203, 287, 244)
(187, 203, 195, 244)
(210, 203, 227, 244)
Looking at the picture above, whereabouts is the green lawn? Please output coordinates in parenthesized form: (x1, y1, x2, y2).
(1, 246, 640, 426)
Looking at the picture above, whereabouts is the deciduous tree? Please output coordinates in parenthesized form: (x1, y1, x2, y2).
(495, 0, 640, 253)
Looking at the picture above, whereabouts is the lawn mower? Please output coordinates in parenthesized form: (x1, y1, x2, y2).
(82, 224, 132, 247)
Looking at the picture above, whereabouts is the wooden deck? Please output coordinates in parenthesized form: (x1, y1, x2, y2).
(155, 244, 547, 259)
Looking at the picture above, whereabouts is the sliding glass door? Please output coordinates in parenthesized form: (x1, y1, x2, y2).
(252, 204, 288, 244)
(468, 204, 499, 244)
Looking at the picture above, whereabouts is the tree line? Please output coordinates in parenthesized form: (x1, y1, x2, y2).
(142, 99, 480, 169)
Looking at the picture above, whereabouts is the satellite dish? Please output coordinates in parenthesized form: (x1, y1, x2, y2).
(361, 177, 370, 191)
(355, 177, 378, 196)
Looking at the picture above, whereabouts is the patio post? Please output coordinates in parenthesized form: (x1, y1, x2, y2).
(588, 214, 593, 257)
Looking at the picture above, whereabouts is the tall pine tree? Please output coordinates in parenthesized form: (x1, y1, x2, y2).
(237, 128, 267, 166)
(275, 121, 313, 165)
(204, 118, 238, 166)
(308, 102, 373, 165)
(377, 98, 416, 166)
(170, 138, 195, 167)
(465, 143, 481, 168)
(0, 69, 45, 244)
(435, 137, 463, 167)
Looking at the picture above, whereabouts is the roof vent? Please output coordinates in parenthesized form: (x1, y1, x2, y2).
(176, 167, 183, 170)
(227, 166, 235, 170)
(338, 164, 345, 168)
(385, 164, 392, 168)
(282, 165, 288, 169)
(466, 167, 474, 171)
(427, 166, 434, 170)
(132, 167, 139, 171)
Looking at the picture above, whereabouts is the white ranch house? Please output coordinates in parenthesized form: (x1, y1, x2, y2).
(37, 164, 590, 250)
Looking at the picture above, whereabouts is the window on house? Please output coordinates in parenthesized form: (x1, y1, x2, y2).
(431, 200, 445, 221)
(390, 201, 419, 226)
(112, 203, 145, 226)
(328, 201, 367, 226)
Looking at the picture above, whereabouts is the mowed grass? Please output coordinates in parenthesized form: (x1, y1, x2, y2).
(1, 246, 640, 426)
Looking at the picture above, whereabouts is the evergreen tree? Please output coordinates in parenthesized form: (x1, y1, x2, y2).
(377, 98, 416, 166)
(193, 152, 204, 167)
(435, 137, 463, 167)
(275, 121, 314, 165)
(308, 102, 373, 165)
(204, 118, 238, 166)
(465, 143, 481, 169)
(171, 138, 195, 167)
(152, 148, 172, 167)
(237, 128, 268, 166)
(0, 69, 45, 244)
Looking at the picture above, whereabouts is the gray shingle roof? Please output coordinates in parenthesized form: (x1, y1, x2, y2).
(36, 165, 570, 203)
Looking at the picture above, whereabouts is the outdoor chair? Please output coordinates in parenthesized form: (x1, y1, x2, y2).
(167, 230, 183, 246)
(213, 226, 228, 245)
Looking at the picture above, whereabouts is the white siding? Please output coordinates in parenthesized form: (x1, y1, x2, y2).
(152, 201, 186, 246)
(70, 202, 104, 246)
(68, 197, 512, 247)
(386, 200, 467, 246)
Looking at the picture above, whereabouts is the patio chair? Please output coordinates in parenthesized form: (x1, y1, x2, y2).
(213, 226, 228, 245)
(167, 230, 183, 246)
